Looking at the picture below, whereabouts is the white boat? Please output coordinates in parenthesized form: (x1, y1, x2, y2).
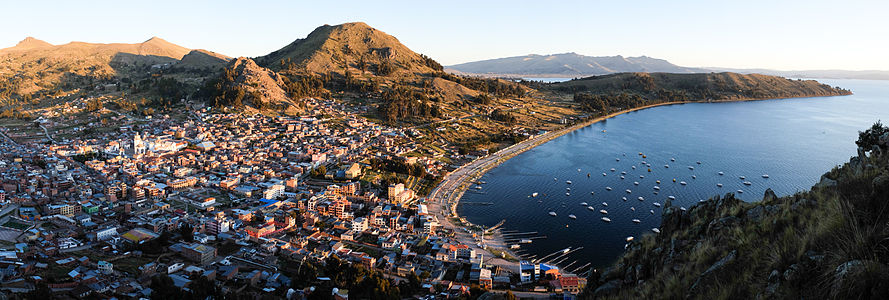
(688, 166, 694, 170)
(566, 192, 570, 196)
(633, 181, 639, 185)
(652, 228, 661, 233)
(631, 207, 636, 211)
(566, 187, 571, 191)
(475, 186, 482, 190)
(532, 192, 539, 197)
(591, 191, 595, 195)
(605, 187, 612, 191)
(626, 236, 634, 242)
(718, 172, 724, 175)
(578, 168, 582, 172)
(520, 239, 533, 244)
(664, 164, 670, 168)
(616, 158, 620, 161)
(601, 217, 612, 222)
(622, 197, 627, 201)
(632, 219, 641, 223)
(566, 180, 572, 184)
(580, 202, 588, 206)
(511, 244, 521, 249)
(743, 181, 752, 185)
(717, 183, 723, 187)
(602, 173, 607, 176)
(653, 202, 661, 207)
(602, 202, 608, 206)
(638, 196, 645, 201)
(656, 180, 661, 184)
(762, 174, 769, 178)
(692, 175, 697, 179)
(554, 178, 558, 181)
(739, 176, 746, 180)
(737, 190, 744, 193)
(640, 175, 645, 179)
(697, 161, 701, 164)
(671, 158, 676, 162)
(626, 189, 632, 193)
(599, 209, 608, 214)
(610, 168, 616, 172)
(588, 206, 595, 211)
(568, 214, 576, 219)
(620, 176, 625, 179)
(680, 181, 687, 185)
(646, 164, 651, 167)
(621, 171, 627, 175)
(650, 210, 655, 214)
(654, 186, 660, 190)
(680, 207, 687, 211)
(632, 166, 636, 169)
(668, 196, 676, 200)
(549, 211, 557, 217)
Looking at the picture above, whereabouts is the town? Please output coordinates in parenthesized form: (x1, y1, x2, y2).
(0, 97, 586, 299)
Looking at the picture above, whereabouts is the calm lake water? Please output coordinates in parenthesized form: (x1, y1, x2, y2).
(458, 79, 889, 274)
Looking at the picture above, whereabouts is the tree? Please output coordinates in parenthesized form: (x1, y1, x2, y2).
(856, 121, 888, 151)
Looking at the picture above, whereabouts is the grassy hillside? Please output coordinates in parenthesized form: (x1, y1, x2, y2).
(585, 123, 889, 299)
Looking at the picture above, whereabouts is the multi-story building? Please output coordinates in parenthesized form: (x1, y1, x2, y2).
(182, 243, 217, 266)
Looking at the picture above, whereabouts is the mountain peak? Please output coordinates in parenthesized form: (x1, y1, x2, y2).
(12, 37, 53, 50)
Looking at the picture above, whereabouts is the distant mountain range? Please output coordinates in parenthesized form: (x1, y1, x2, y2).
(446, 53, 707, 77)
(447, 53, 889, 81)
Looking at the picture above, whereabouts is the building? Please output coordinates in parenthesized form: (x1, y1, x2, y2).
(98, 261, 113, 274)
(387, 183, 415, 204)
(344, 163, 362, 179)
(94, 227, 118, 241)
(519, 261, 539, 283)
(182, 243, 217, 266)
(263, 184, 285, 200)
(351, 217, 367, 232)
(121, 228, 160, 244)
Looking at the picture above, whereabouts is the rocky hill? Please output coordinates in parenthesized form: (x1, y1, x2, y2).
(178, 49, 231, 69)
(585, 123, 889, 299)
(447, 53, 706, 77)
(547, 72, 851, 112)
(198, 57, 300, 114)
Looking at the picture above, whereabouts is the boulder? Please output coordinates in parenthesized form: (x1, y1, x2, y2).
(762, 188, 778, 203)
(830, 260, 889, 298)
(689, 250, 738, 296)
(594, 279, 622, 296)
(816, 174, 837, 188)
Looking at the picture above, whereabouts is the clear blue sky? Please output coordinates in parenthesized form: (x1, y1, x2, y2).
(3, 0, 888, 70)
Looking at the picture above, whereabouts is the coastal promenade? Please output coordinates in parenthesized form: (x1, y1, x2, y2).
(426, 101, 683, 271)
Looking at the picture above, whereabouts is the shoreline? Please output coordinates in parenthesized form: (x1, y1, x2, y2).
(426, 93, 851, 268)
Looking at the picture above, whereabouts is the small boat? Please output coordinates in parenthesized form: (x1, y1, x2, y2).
(671, 158, 676, 162)
(692, 175, 696, 179)
(737, 190, 744, 193)
(650, 210, 655, 214)
(656, 180, 661, 184)
(626, 189, 632, 194)
(554, 178, 558, 181)
(590, 191, 595, 195)
(568, 214, 576, 219)
(621, 171, 627, 175)
(648, 168, 652, 172)
(739, 176, 746, 180)
(602, 202, 608, 206)
(602, 173, 607, 176)
(688, 166, 694, 170)
(532, 192, 539, 197)
(580, 202, 588, 206)
(599, 209, 608, 214)
(475, 186, 482, 190)
(588, 206, 595, 211)
(605, 187, 612, 191)
(616, 158, 620, 161)
(620, 176, 625, 179)
(632, 166, 636, 169)
(638, 196, 645, 201)
(696, 161, 701, 164)
(762, 174, 769, 178)
(718, 172, 724, 175)
(668, 196, 676, 200)
(566, 187, 571, 191)
(717, 183, 723, 187)
(510, 244, 521, 249)
(653, 191, 659, 195)
(673, 178, 676, 182)
(653, 186, 660, 190)
(639, 152, 643, 155)
(652, 228, 661, 233)
(643, 155, 647, 158)
(632, 219, 641, 223)
(631, 207, 636, 211)
(743, 181, 752, 186)
(566, 180, 572, 184)
(680, 207, 687, 211)
(587, 173, 591, 177)
(566, 192, 570, 196)
(578, 168, 582, 172)
(646, 164, 651, 167)
(653, 202, 661, 207)
(680, 181, 687, 185)
(601, 217, 612, 222)
(626, 236, 634, 242)
(640, 175, 645, 178)
(610, 168, 616, 172)
(633, 181, 639, 185)
(664, 164, 670, 168)
(549, 211, 557, 217)
(622, 197, 627, 201)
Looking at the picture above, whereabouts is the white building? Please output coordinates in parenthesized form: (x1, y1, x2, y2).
(263, 184, 285, 200)
(351, 217, 368, 232)
(95, 227, 118, 241)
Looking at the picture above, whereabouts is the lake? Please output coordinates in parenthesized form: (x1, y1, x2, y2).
(458, 79, 889, 274)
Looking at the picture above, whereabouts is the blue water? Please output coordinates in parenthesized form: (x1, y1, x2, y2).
(458, 79, 889, 273)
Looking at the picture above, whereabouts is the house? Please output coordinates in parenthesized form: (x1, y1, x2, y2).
(181, 243, 217, 266)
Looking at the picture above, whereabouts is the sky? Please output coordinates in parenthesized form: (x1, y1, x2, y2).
(2, 0, 888, 70)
